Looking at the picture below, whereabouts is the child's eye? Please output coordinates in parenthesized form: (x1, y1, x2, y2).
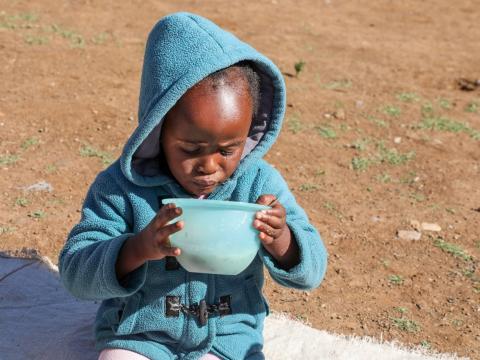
(219, 149, 235, 157)
(181, 147, 200, 155)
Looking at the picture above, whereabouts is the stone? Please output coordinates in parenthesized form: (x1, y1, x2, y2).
(410, 220, 421, 231)
(421, 222, 441, 232)
(397, 230, 422, 241)
(23, 181, 53, 192)
(333, 108, 346, 120)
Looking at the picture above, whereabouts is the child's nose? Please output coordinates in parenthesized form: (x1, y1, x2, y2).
(196, 154, 219, 175)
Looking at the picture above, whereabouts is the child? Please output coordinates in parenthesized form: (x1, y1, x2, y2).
(59, 12, 328, 360)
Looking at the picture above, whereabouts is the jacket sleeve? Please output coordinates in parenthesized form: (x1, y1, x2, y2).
(58, 170, 148, 301)
(257, 166, 328, 290)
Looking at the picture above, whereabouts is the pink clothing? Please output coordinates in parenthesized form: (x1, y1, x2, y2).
(98, 348, 221, 359)
(99, 349, 149, 359)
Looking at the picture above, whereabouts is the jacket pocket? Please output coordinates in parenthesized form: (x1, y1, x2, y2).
(216, 275, 268, 333)
(103, 293, 141, 336)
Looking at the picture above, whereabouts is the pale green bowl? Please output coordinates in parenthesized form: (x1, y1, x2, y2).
(162, 198, 269, 275)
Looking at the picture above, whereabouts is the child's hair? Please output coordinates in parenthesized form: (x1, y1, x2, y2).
(193, 61, 261, 116)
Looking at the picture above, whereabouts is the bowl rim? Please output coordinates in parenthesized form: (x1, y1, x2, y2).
(162, 198, 270, 212)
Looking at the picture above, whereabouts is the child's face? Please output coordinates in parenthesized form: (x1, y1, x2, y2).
(161, 81, 253, 197)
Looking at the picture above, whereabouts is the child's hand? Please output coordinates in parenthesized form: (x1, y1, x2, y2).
(134, 203, 185, 261)
(254, 195, 300, 269)
(116, 203, 184, 279)
(254, 195, 286, 244)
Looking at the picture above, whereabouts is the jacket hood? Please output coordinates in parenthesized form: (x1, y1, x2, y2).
(120, 12, 286, 189)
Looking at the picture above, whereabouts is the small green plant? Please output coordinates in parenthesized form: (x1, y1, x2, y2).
(287, 114, 302, 134)
(24, 35, 49, 45)
(80, 145, 113, 165)
(396, 92, 420, 103)
(351, 157, 371, 171)
(314, 169, 326, 177)
(420, 340, 431, 349)
(380, 259, 390, 267)
(50, 24, 85, 48)
(445, 207, 456, 214)
(434, 238, 472, 261)
(323, 202, 342, 219)
(91, 32, 108, 45)
(383, 105, 401, 117)
(400, 171, 417, 185)
(388, 274, 404, 285)
(420, 116, 470, 133)
(410, 192, 425, 202)
(376, 172, 391, 183)
(421, 101, 434, 116)
(298, 183, 319, 192)
(438, 98, 452, 109)
(465, 101, 479, 113)
(45, 164, 57, 173)
(28, 210, 46, 219)
(21, 137, 39, 150)
(471, 129, 480, 140)
(451, 319, 463, 327)
(391, 317, 420, 333)
(294, 60, 306, 77)
(385, 149, 415, 165)
(323, 79, 352, 90)
(0, 12, 39, 29)
(316, 126, 337, 139)
(15, 197, 29, 207)
(376, 141, 415, 165)
(0, 226, 16, 235)
(352, 138, 369, 151)
(0, 154, 19, 166)
(365, 114, 389, 128)
(394, 307, 408, 314)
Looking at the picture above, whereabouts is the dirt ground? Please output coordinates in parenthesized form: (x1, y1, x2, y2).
(1, 0, 479, 358)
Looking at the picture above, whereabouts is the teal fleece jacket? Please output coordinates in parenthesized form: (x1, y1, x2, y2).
(59, 12, 328, 360)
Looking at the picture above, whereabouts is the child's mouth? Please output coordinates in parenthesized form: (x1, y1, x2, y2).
(193, 179, 217, 189)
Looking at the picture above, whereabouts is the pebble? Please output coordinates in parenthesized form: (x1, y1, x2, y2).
(397, 230, 422, 241)
(371, 215, 382, 223)
(421, 222, 442, 232)
(355, 100, 364, 108)
(394, 136, 402, 144)
(410, 220, 421, 231)
(23, 181, 53, 192)
(333, 108, 346, 120)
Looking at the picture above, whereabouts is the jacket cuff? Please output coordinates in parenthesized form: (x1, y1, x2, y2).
(102, 234, 148, 297)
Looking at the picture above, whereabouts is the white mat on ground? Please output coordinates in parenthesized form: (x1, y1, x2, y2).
(0, 255, 468, 360)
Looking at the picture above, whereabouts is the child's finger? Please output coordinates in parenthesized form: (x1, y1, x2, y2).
(155, 220, 184, 242)
(254, 219, 281, 239)
(255, 211, 284, 229)
(256, 194, 276, 206)
(158, 244, 182, 257)
(259, 231, 275, 245)
(154, 204, 182, 229)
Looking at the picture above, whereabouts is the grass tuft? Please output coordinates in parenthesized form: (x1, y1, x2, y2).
(0, 154, 19, 166)
(433, 238, 472, 261)
(287, 114, 303, 134)
(392, 317, 420, 333)
(383, 105, 401, 117)
(396, 92, 420, 102)
(323, 79, 352, 90)
(21, 137, 39, 150)
(316, 126, 337, 139)
(80, 145, 113, 165)
(388, 274, 404, 285)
